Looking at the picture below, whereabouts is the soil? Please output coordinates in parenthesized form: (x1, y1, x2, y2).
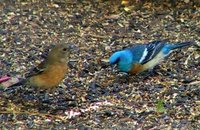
(0, 0, 199, 129)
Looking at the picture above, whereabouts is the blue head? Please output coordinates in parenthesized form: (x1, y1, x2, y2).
(109, 50, 133, 72)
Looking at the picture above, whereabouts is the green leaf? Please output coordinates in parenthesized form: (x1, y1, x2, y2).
(156, 100, 166, 113)
(2, 125, 8, 130)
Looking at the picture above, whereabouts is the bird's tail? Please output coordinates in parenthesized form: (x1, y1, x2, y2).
(4, 79, 26, 94)
(169, 41, 194, 50)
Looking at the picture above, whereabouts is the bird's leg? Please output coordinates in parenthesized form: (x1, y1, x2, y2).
(148, 67, 158, 75)
(140, 66, 160, 80)
(34, 87, 49, 102)
(43, 88, 57, 103)
(44, 92, 50, 101)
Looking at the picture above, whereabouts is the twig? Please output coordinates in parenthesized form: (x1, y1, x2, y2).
(86, 34, 109, 39)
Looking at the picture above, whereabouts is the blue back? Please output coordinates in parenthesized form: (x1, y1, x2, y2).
(127, 45, 146, 63)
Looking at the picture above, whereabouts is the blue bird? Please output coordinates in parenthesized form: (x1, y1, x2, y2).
(109, 41, 193, 74)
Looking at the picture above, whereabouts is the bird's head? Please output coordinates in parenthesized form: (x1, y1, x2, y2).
(109, 50, 133, 72)
(109, 51, 122, 65)
(48, 43, 74, 63)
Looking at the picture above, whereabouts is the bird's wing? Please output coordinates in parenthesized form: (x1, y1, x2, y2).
(26, 60, 48, 78)
(140, 41, 165, 64)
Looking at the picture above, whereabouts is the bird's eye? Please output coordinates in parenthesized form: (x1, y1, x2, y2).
(63, 48, 67, 51)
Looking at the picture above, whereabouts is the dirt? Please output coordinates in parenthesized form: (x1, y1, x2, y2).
(0, 0, 199, 129)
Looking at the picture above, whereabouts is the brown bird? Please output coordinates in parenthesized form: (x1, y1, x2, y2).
(5, 43, 72, 93)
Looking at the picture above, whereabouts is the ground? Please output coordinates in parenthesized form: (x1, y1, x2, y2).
(0, 0, 200, 129)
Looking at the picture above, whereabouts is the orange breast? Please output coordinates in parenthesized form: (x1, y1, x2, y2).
(30, 63, 67, 89)
(128, 63, 144, 74)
